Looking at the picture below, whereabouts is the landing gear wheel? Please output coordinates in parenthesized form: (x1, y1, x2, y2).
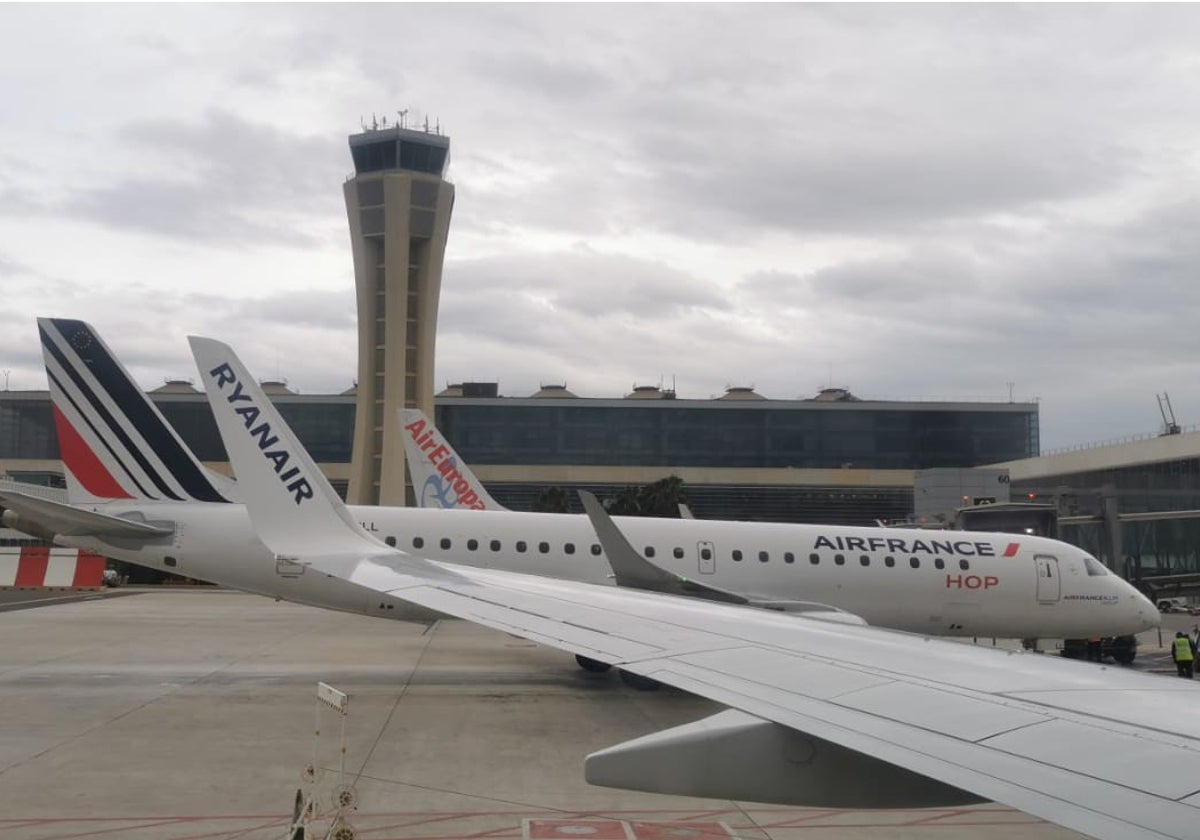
(576, 655, 612, 673)
(618, 669, 661, 691)
(332, 784, 359, 810)
(329, 817, 357, 840)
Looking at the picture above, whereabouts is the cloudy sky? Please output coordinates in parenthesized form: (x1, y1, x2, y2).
(3, 4, 1200, 452)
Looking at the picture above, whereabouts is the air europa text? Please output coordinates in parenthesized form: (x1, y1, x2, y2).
(404, 417, 485, 510)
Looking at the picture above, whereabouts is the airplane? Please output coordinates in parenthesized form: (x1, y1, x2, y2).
(0, 317, 1157, 651)
(193, 333, 1200, 840)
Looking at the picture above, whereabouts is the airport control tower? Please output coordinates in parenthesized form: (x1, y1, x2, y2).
(344, 120, 454, 506)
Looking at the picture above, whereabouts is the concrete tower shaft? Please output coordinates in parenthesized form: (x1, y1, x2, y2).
(344, 125, 454, 505)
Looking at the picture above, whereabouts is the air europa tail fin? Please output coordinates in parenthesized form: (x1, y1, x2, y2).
(399, 408, 506, 511)
(39, 318, 236, 505)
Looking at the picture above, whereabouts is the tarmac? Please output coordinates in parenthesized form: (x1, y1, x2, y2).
(0, 588, 1186, 840)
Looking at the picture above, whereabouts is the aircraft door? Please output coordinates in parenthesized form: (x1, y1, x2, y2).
(698, 542, 715, 575)
(1035, 555, 1060, 603)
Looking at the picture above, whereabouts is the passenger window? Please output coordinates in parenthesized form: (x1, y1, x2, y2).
(809, 553, 820, 564)
(516, 541, 527, 553)
(645, 547, 656, 558)
(959, 559, 969, 570)
(385, 536, 396, 547)
(590, 544, 602, 556)
(834, 554, 845, 566)
(784, 552, 795, 564)
(860, 555, 869, 566)
(538, 541, 549, 554)
(164, 556, 177, 567)
(934, 558, 944, 570)
(759, 551, 769, 563)
(440, 538, 452, 550)
(673, 547, 684, 559)
(467, 539, 478, 551)
(413, 537, 425, 549)
(910, 557, 920, 569)
(733, 550, 743, 562)
(565, 543, 575, 555)
(884, 556, 895, 567)
(700, 547, 712, 560)
(490, 539, 501, 552)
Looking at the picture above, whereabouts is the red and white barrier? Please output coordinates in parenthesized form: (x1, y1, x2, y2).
(0, 547, 106, 588)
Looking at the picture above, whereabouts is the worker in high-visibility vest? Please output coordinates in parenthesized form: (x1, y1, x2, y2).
(1172, 631, 1195, 678)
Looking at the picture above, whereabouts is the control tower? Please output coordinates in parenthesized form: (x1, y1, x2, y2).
(344, 122, 454, 505)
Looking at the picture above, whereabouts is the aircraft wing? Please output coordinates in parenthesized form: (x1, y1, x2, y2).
(191, 335, 1200, 840)
(0, 489, 173, 539)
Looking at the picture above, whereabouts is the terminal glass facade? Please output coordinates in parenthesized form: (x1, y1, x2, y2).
(1016, 460, 1200, 576)
(1, 393, 1036, 470)
(434, 400, 1038, 469)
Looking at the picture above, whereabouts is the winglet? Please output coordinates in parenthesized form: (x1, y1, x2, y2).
(189, 336, 378, 563)
(578, 490, 749, 605)
(399, 408, 505, 510)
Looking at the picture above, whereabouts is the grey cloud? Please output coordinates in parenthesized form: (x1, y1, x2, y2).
(62, 110, 343, 246)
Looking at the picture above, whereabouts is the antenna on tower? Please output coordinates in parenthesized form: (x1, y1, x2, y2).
(397, 109, 408, 129)
(1158, 392, 1181, 435)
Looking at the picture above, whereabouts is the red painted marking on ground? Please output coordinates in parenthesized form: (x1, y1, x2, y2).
(527, 819, 631, 840)
(629, 821, 731, 840)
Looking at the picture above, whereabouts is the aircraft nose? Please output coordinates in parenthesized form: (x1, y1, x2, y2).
(1129, 587, 1160, 631)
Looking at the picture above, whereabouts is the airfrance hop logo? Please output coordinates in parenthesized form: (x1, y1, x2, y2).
(812, 534, 1004, 558)
(403, 416, 486, 510)
(207, 363, 314, 506)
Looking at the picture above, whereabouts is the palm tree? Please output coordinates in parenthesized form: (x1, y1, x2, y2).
(534, 485, 570, 513)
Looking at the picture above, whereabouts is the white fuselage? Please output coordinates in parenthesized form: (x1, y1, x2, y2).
(69, 502, 1158, 639)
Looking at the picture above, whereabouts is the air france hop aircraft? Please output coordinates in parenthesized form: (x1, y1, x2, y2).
(4, 318, 1157, 648)
(195, 333, 1200, 840)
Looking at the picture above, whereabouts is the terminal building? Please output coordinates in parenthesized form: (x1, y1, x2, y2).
(4, 377, 1200, 582)
(0, 382, 1037, 525)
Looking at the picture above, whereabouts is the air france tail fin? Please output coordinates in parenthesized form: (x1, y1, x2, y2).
(399, 408, 506, 510)
(39, 317, 237, 505)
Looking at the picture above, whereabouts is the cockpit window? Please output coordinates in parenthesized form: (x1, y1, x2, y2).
(1083, 556, 1109, 577)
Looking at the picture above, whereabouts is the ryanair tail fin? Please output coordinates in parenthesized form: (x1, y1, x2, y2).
(39, 318, 236, 505)
(189, 336, 380, 561)
(399, 408, 506, 511)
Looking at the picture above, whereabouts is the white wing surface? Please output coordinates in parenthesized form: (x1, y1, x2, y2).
(191, 335, 1200, 840)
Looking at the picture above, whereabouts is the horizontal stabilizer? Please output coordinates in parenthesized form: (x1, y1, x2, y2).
(0, 489, 174, 540)
(579, 490, 748, 605)
(586, 708, 982, 808)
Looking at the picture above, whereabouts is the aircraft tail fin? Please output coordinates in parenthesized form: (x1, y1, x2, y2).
(189, 336, 377, 560)
(39, 318, 237, 506)
(399, 408, 506, 510)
